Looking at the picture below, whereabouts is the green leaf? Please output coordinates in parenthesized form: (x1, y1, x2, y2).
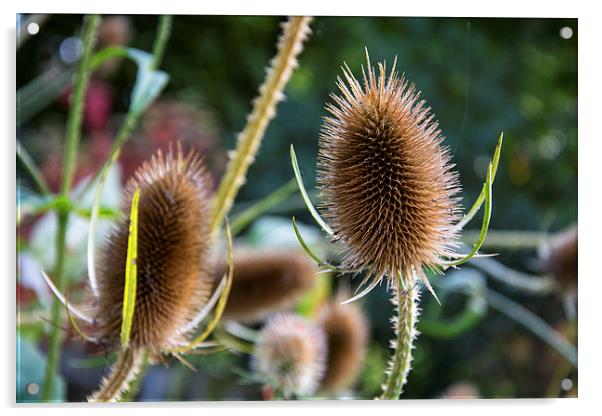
(121, 188, 141, 350)
(446, 162, 493, 267)
(290, 144, 333, 235)
(126, 48, 169, 114)
(455, 132, 503, 230)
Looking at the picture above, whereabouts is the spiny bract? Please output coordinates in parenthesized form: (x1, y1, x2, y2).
(317, 53, 461, 290)
(94, 145, 214, 354)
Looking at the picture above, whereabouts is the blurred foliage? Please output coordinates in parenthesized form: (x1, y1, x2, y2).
(17, 15, 577, 401)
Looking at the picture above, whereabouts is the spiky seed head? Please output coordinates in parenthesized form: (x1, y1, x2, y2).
(94, 145, 214, 353)
(540, 224, 578, 291)
(318, 291, 369, 394)
(317, 54, 461, 287)
(253, 314, 327, 398)
(216, 250, 317, 323)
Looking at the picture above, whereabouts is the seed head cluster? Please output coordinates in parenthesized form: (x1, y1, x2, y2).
(317, 55, 461, 288)
(94, 146, 214, 354)
(253, 314, 327, 398)
(218, 250, 317, 322)
(318, 291, 369, 393)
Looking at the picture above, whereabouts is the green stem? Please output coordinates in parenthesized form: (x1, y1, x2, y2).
(486, 289, 577, 367)
(41, 14, 101, 402)
(75, 16, 173, 201)
(16, 140, 51, 196)
(60, 15, 101, 194)
(230, 178, 297, 235)
(380, 275, 420, 399)
(151, 15, 172, 70)
(461, 229, 548, 250)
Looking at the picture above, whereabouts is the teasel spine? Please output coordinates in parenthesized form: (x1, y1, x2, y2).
(88, 348, 146, 402)
(380, 274, 421, 399)
(210, 16, 313, 232)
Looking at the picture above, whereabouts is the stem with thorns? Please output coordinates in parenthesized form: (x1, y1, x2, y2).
(210, 16, 313, 233)
(380, 274, 420, 399)
(88, 348, 145, 402)
(41, 14, 101, 402)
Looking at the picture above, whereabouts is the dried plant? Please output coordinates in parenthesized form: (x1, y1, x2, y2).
(540, 224, 578, 292)
(317, 55, 461, 295)
(317, 291, 369, 394)
(290, 49, 502, 399)
(253, 313, 327, 398)
(217, 250, 317, 322)
(93, 146, 214, 354)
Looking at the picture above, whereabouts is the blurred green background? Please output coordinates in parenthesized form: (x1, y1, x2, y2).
(17, 15, 577, 401)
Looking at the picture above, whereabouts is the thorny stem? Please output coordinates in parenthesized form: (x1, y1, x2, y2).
(210, 16, 313, 234)
(89, 348, 145, 402)
(41, 14, 101, 402)
(380, 274, 420, 399)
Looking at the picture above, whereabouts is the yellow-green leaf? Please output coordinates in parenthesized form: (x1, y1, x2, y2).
(121, 188, 141, 350)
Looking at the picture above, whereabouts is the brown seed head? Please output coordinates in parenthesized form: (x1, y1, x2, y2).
(94, 145, 214, 353)
(540, 224, 578, 291)
(217, 250, 317, 323)
(253, 314, 327, 398)
(317, 54, 461, 286)
(318, 291, 369, 394)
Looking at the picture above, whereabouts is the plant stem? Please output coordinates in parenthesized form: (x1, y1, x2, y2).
(74, 15, 173, 201)
(380, 275, 420, 399)
(485, 288, 577, 367)
(41, 14, 101, 402)
(230, 178, 297, 235)
(461, 229, 548, 250)
(16, 140, 51, 196)
(151, 15, 172, 70)
(210, 16, 313, 233)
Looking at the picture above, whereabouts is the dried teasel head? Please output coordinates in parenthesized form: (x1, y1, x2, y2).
(215, 250, 317, 323)
(253, 314, 327, 398)
(317, 290, 369, 394)
(93, 145, 214, 354)
(317, 52, 461, 290)
(540, 224, 578, 291)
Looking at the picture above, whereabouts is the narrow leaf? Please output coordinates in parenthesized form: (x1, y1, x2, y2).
(120, 188, 141, 350)
(290, 144, 333, 235)
(455, 132, 503, 230)
(446, 163, 493, 267)
(175, 220, 234, 353)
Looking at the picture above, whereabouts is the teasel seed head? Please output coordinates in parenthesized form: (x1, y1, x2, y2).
(216, 250, 317, 323)
(540, 224, 578, 292)
(317, 52, 461, 289)
(318, 290, 369, 394)
(253, 313, 327, 398)
(94, 145, 214, 354)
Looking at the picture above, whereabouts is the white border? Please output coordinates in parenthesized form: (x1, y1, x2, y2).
(4, 0, 602, 415)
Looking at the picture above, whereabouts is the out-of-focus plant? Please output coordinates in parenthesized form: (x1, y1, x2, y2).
(22, 15, 314, 402)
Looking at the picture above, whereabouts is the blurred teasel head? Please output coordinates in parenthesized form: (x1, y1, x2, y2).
(216, 250, 317, 323)
(317, 51, 461, 290)
(253, 314, 327, 398)
(540, 224, 578, 292)
(318, 290, 369, 394)
(94, 145, 214, 354)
